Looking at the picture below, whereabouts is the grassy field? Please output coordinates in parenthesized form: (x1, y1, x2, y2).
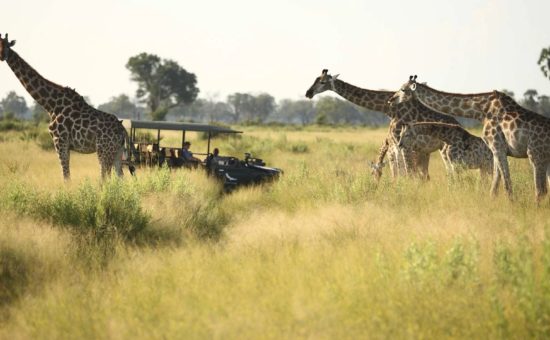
(1, 124, 550, 339)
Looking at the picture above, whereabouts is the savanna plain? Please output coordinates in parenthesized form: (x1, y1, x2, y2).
(1, 124, 550, 339)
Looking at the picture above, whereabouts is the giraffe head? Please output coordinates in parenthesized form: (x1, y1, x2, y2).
(388, 75, 418, 107)
(0, 33, 16, 62)
(368, 161, 385, 181)
(305, 69, 339, 99)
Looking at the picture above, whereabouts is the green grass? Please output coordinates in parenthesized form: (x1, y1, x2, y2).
(0, 125, 550, 338)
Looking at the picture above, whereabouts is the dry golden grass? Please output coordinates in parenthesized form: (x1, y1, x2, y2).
(0, 125, 549, 339)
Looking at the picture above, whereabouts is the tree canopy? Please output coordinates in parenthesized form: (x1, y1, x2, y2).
(538, 46, 550, 80)
(98, 94, 141, 119)
(126, 53, 199, 121)
(1, 91, 28, 119)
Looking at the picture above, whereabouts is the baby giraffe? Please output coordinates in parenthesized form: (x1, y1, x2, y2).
(398, 122, 493, 179)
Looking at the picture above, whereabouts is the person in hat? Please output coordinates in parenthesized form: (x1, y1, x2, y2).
(181, 141, 201, 164)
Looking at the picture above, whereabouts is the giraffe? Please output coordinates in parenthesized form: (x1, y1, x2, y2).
(305, 69, 403, 178)
(305, 69, 445, 179)
(0, 34, 133, 180)
(397, 122, 493, 179)
(394, 75, 550, 201)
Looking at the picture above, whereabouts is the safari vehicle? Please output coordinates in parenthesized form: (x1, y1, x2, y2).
(207, 152, 282, 192)
(122, 120, 282, 190)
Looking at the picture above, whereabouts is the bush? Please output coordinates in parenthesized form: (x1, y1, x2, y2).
(1, 179, 149, 242)
(35, 130, 55, 150)
(0, 245, 29, 308)
(97, 178, 149, 240)
(0, 119, 34, 132)
(289, 143, 309, 153)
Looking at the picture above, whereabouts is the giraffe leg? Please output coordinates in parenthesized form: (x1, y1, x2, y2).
(53, 138, 71, 181)
(416, 153, 430, 181)
(390, 146, 402, 178)
(371, 138, 389, 181)
(480, 164, 491, 181)
(533, 163, 548, 203)
(491, 165, 502, 196)
(529, 154, 548, 203)
(98, 148, 115, 179)
(113, 147, 124, 177)
(387, 149, 398, 178)
(447, 147, 463, 181)
(401, 148, 416, 177)
(395, 146, 406, 177)
(492, 151, 512, 199)
(439, 147, 452, 177)
(480, 156, 492, 182)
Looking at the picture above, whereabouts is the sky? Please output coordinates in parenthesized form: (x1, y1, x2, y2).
(1, 0, 549, 107)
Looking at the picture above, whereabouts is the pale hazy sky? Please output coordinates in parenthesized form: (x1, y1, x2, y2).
(1, 0, 549, 107)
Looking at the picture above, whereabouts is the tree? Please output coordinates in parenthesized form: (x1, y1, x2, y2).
(314, 97, 367, 125)
(500, 89, 515, 99)
(250, 93, 275, 123)
(538, 46, 550, 80)
(1, 91, 28, 119)
(522, 89, 539, 112)
(126, 53, 199, 121)
(98, 94, 141, 119)
(538, 95, 550, 117)
(227, 93, 254, 123)
(31, 101, 49, 123)
(277, 99, 315, 125)
(185, 98, 233, 123)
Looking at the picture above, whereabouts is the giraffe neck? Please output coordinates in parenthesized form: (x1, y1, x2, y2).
(6, 50, 67, 116)
(414, 84, 493, 121)
(412, 122, 468, 145)
(332, 79, 393, 114)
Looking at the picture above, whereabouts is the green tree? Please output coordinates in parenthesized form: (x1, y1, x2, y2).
(500, 89, 515, 99)
(31, 101, 49, 123)
(314, 97, 365, 125)
(277, 99, 315, 125)
(522, 89, 539, 112)
(538, 46, 550, 80)
(98, 94, 140, 119)
(126, 53, 199, 121)
(227, 93, 254, 123)
(538, 95, 550, 117)
(183, 98, 233, 123)
(1, 91, 28, 119)
(250, 93, 275, 123)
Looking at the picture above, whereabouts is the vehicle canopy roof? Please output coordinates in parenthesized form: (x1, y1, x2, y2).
(122, 119, 242, 134)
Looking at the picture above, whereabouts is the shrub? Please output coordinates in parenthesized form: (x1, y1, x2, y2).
(289, 143, 309, 153)
(0, 245, 29, 308)
(181, 200, 228, 241)
(35, 130, 55, 150)
(97, 178, 149, 240)
(1, 179, 149, 242)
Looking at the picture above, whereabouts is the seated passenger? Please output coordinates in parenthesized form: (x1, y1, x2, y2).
(181, 141, 201, 164)
(205, 148, 220, 169)
(169, 148, 184, 167)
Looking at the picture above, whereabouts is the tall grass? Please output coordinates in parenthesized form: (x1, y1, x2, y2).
(1, 126, 550, 338)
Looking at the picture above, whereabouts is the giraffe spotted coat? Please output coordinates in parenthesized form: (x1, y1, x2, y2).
(0, 34, 131, 180)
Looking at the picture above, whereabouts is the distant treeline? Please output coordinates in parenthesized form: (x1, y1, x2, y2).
(1, 89, 549, 127)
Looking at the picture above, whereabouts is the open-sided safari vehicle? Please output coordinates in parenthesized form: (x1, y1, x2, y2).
(122, 120, 282, 191)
